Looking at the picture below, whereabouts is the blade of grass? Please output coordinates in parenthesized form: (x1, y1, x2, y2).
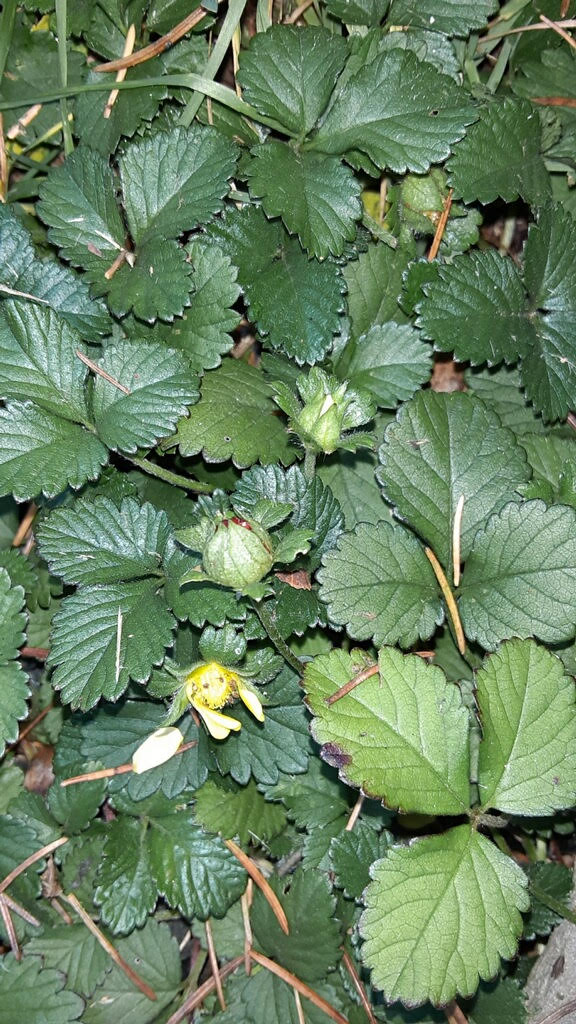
(179, 0, 248, 127)
(55, 0, 73, 155)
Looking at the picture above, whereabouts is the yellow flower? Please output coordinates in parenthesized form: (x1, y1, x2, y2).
(185, 661, 264, 740)
(131, 726, 184, 774)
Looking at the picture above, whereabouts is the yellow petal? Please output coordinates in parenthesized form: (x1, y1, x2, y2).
(131, 727, 184, 774)
(237, 681, 265, 722)
(192, 698, 242, 740)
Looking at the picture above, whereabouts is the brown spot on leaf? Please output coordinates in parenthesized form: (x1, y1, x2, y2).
(321, 742, 351, 770)
(275, 569, 312, 590)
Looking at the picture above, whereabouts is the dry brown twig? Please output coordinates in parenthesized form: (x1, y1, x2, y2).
(95, 6, 216, 73)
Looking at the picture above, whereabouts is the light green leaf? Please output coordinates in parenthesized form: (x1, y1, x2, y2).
(313, 50, 476, 173)
(343, 243, 410, 341)
(0, 301, 90, 422)
(0, 956, 84, 1024)
(38, 147, 125, 290)
(303, 647, 470, 814)
(388, 0, 497, 35)
(360, 824, 529, 1005)
(252, 869, 342, 983)
(193, 778, 287, 844)
(209, 207, 345, 364)
(26, 925, 109, 998)
(318, 520, 442, 648)
(459, 501, 576, 649)
(0, 568, 26, 663)
(95, 817, 157, 934)
(119, 124, 237, 244)
(81, 920, 181, 1024)
(175, 359, 296, 467)
(0, 401, 108, 501)
(318, 449, 384, 529)
(247, 143, 362, 258)
(106, 237, 194, 322)
(476, 639, 576, 815)
(149, 814, 246, 918)
(48, 581, 175, 709)
(377, 391, 531, 568)
(91, 340, 198, 453)
(0, 569, 29, 756)
(325, 0, 389, 25)
(237, 25, 348, 137)
(417, 249, 533, 365)
(447, 98, 551, 205)
(337, 322, 432, 408)
(38, 497, 172, 586)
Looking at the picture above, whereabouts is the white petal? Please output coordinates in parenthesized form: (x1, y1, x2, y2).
(237, 683, 265, 722)
(131, 727, 183, 774)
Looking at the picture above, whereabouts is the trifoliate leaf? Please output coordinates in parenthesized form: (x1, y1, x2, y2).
(388, 0, 497, 35)
(330, 823, 391, 900)
(304, 648, 470, 814)
(48, 581, 175, 709)
(252, 869, 342, 983)
(106, 237, 194, 321)
(525, 861, 573, 938)
(312, 50, 476, 173)
(447, 98, 550, 205)
(343, 242, 410, 341)
(209, 207, 344, 364)
(337, 323, 432, 408)
(209, 701, 310, 786)
(237, 25, 348, 137)
(476, 639, 576, 815)
(417, 249, 532, 365)
(148, 813, 246, 918)
(0, 401, 108, 501)
(360, 825, 529, 1006)
(232, 464, 344, 568)
(119, 125, 237, 244)
(377, 390, 530, 569)
(91, 340, 198, 452)
(26, 925, 109, 998)
(39, 497, 172, 586)
(193, 778, 287, 844)
(80, 919, 181, 1024)
(0, 956, 84, 1024)
(0, 206, 110, 336)
(325, 0, 389, 25)
(0, 301, 90, 422)
(95, 816, 157, 933)
(318, 520, 442, 648)
(0, 569, 28, 756)
(319, 449, 384, 529)
(175, 359, 296, 467)
(247, 143, 362, 258)
(459, 501, 576, 649)
(38, 147, 126, 290)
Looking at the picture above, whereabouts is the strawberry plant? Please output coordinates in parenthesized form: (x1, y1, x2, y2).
(1, 1, 576, 1022)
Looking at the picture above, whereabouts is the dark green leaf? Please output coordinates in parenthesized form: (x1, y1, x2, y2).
(343, 242, 410, 341)
(264, 756, 350, 829)
(0, 956, 83, 1024)
(388, 0, 497, 35)
(47, 771, 106, 834)
(209, 701, 310, 786)
(319, 449, 384, 529)
(330, 823, 391, 900)
(95, 816, 157, 933)
(525, 861, 573, 938)
(106, 237, 194, 321)
(26, 925, 109, 998)
(466, 366, 548, 435)
(325, 0, 389, 25)
(337, 322, 432, 408)
(193, 777, 287, 843)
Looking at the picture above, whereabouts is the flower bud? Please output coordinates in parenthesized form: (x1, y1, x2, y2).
(131, 726, 183, 774)
(297, 391, 343, 454)
(202, 516, 274, 588)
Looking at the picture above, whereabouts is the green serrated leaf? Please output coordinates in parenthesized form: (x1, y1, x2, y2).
(337, 322, 432, 408)
(388, 0, 497, 36)
(0, 955, 84, 1024)
(476, 639, 576, 815)
(325, 0, 389, 25)
(466, 366, 547, 435)
(459, 501, 576, 650)
(318, 448, 384, 529)
(106, 237, 194, 321)
(252, 869, 342, 982)
(237, 25, 348, 137)
(96, 816, 156, 933)
(304, 648, 470, 814)
(377, 390, 530, 569)
(263, 756, 350, 829)
(0, 401, 108, 501)
(209, 207, 345, 364)
(247, 143, 362, 258)
(39, 497, 172, 586)
(47, 770, 106, 834)
(318, 520, 442, 647)
(343, 242, 410, 341)
(74, 62, 166, 157)
(175, 359, 296, 467)
(209, 700, 310, 786)
(0, 300, 90, 423)
(312, 50, 476, 173)
(360, 825, 529, 1005)
(466, 977, 527, 1024)
(48, 580, 175, 709)
(525, 861, 573, 938)
(193, 777, 287, 844)
(330, 822, 391, 900)
(120, 125, 237, 244)
(447, 98, 551, 205)
(26, 925, 110, 998)
(91, 339, 198, 452)
(0, 568, 28, 756)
